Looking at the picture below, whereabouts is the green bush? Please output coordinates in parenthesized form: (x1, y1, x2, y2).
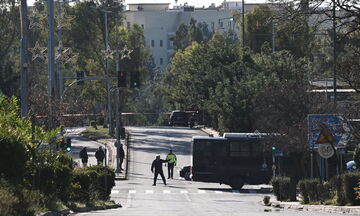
(271, 176, 290, 201)
(330, 175, 346, 205)
(298, 179, 330, 204)
(31, 152, 73, 202)
(343, 172, 360, 205)
(71, 165, 115, 203)
(0, 179, 18, 216)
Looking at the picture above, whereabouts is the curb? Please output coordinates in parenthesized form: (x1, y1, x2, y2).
(37, 204, 122, 216)
(72, 203, 122, 213)
(274, 202, 360, 215)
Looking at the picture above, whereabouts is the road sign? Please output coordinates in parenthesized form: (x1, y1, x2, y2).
(273, 149, 284, 157)
(308, 114, 353, 148)
(316, 127, 336, 144)
(318, 144, 335, 158)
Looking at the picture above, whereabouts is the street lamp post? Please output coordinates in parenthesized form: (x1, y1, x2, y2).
(103, 10, 114, 136)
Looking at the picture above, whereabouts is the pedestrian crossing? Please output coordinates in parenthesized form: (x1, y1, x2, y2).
(111, 189, 260, 195)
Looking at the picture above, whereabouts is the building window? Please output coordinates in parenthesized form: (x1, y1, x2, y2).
(151, 40, 155, 47)
(219, 21, 223, 28)
(211, 22, 215, 31)
(228, 21, 232, 28)
(160, 58, 163, 65)
(160, 40, 163, 47)
(141, 24, 144, 29)
(127, 22, 130, 29)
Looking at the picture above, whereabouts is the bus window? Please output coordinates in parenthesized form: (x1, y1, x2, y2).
(230, 141, 250, 157)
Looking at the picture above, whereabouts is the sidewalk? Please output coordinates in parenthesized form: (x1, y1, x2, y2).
(97, 138, 127, 180)
(199, 126, 220, 137)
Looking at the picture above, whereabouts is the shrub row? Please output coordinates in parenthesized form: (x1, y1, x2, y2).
(297, 172, 360, 205)
(298, 178, 330, 204)
(70, 165, 115, 204)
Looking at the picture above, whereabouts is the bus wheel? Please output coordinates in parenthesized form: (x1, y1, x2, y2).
(230, 176, 244, 189)
(184, 171, 191, 181)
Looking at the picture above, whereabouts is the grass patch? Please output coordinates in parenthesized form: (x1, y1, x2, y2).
(81, 125, 113, 140)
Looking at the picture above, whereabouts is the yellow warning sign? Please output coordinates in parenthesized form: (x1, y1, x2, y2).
(316, 127, 336, 144)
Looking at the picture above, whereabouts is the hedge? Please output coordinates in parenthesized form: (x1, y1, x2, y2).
(271, 176, 291, 201)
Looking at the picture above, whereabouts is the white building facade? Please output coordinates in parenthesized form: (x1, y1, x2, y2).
(124, 1, 262, 70)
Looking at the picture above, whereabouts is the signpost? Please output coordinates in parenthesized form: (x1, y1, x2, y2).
(308, 114, 353, 180)
(308, 114, 352, 148)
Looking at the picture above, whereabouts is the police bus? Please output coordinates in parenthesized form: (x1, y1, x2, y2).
(186, 133, 273, 189)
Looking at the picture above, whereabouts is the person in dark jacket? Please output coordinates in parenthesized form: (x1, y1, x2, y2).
(151, 155, 169, 186)
(118, 144, 125, 173)
(79, 147, 88, 167)
(95, 146, 105, 165)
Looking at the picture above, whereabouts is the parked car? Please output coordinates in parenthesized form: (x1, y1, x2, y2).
(169, 110, 188, 126)
(346, 160, 357, 172)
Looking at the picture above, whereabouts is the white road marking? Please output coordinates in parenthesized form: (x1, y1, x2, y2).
(215, 191, 223, 194)
(145, 190, 154, 194)
(180, 190, 188, 194)
(129, 190, 136, 194)
(111, 190, 119, 194)
(197, 190, 206, 194)
(163, 190, 171, 194)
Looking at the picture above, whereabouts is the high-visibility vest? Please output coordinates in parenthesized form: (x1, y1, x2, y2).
(166, 153, 177, 164)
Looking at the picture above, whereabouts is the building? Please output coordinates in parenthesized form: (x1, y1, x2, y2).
(124, 1, 265, 70)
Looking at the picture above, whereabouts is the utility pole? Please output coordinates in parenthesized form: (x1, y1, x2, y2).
(58, 0, 64, 98)
(104, 11, 113, 136)
(115, 7, 122, 173)
(242, 0, 245, 48)
(332, 0, 337, 105)
(20, 0, 29, 117)
(47, 0, 56, 128)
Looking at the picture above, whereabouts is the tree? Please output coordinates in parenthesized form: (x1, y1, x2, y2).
(0, 0, 20, 96)
(173, 18, 213, 51)
(271, 0, 360, 39)
(239, 5, 315, 57)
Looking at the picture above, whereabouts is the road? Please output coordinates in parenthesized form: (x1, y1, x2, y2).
(75, 126, 356, 216)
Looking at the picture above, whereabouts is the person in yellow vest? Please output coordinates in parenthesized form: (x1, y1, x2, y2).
(166, 149, 177, 179)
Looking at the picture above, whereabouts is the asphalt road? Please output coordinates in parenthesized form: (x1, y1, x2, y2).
(74, 126, 357, 216)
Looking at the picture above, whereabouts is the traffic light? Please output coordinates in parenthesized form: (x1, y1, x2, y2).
(118, 71, 127, 87)
(272, 146, 276, 151)
(65, 137, 72, 152)
(76, 71, 85, 85)
(130, 72, 140, 88)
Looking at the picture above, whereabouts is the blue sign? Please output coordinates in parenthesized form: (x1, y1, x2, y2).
(273, 149, 284, 157)
(308, 114, 353, 148)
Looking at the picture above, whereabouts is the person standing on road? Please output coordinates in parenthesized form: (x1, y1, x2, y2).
(166, 149, 177, 179)
(95, 146, 105, 165)
(79, 147, 88, 167)
(118, 144, 125, 173)
(151, 155, 169, 186)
